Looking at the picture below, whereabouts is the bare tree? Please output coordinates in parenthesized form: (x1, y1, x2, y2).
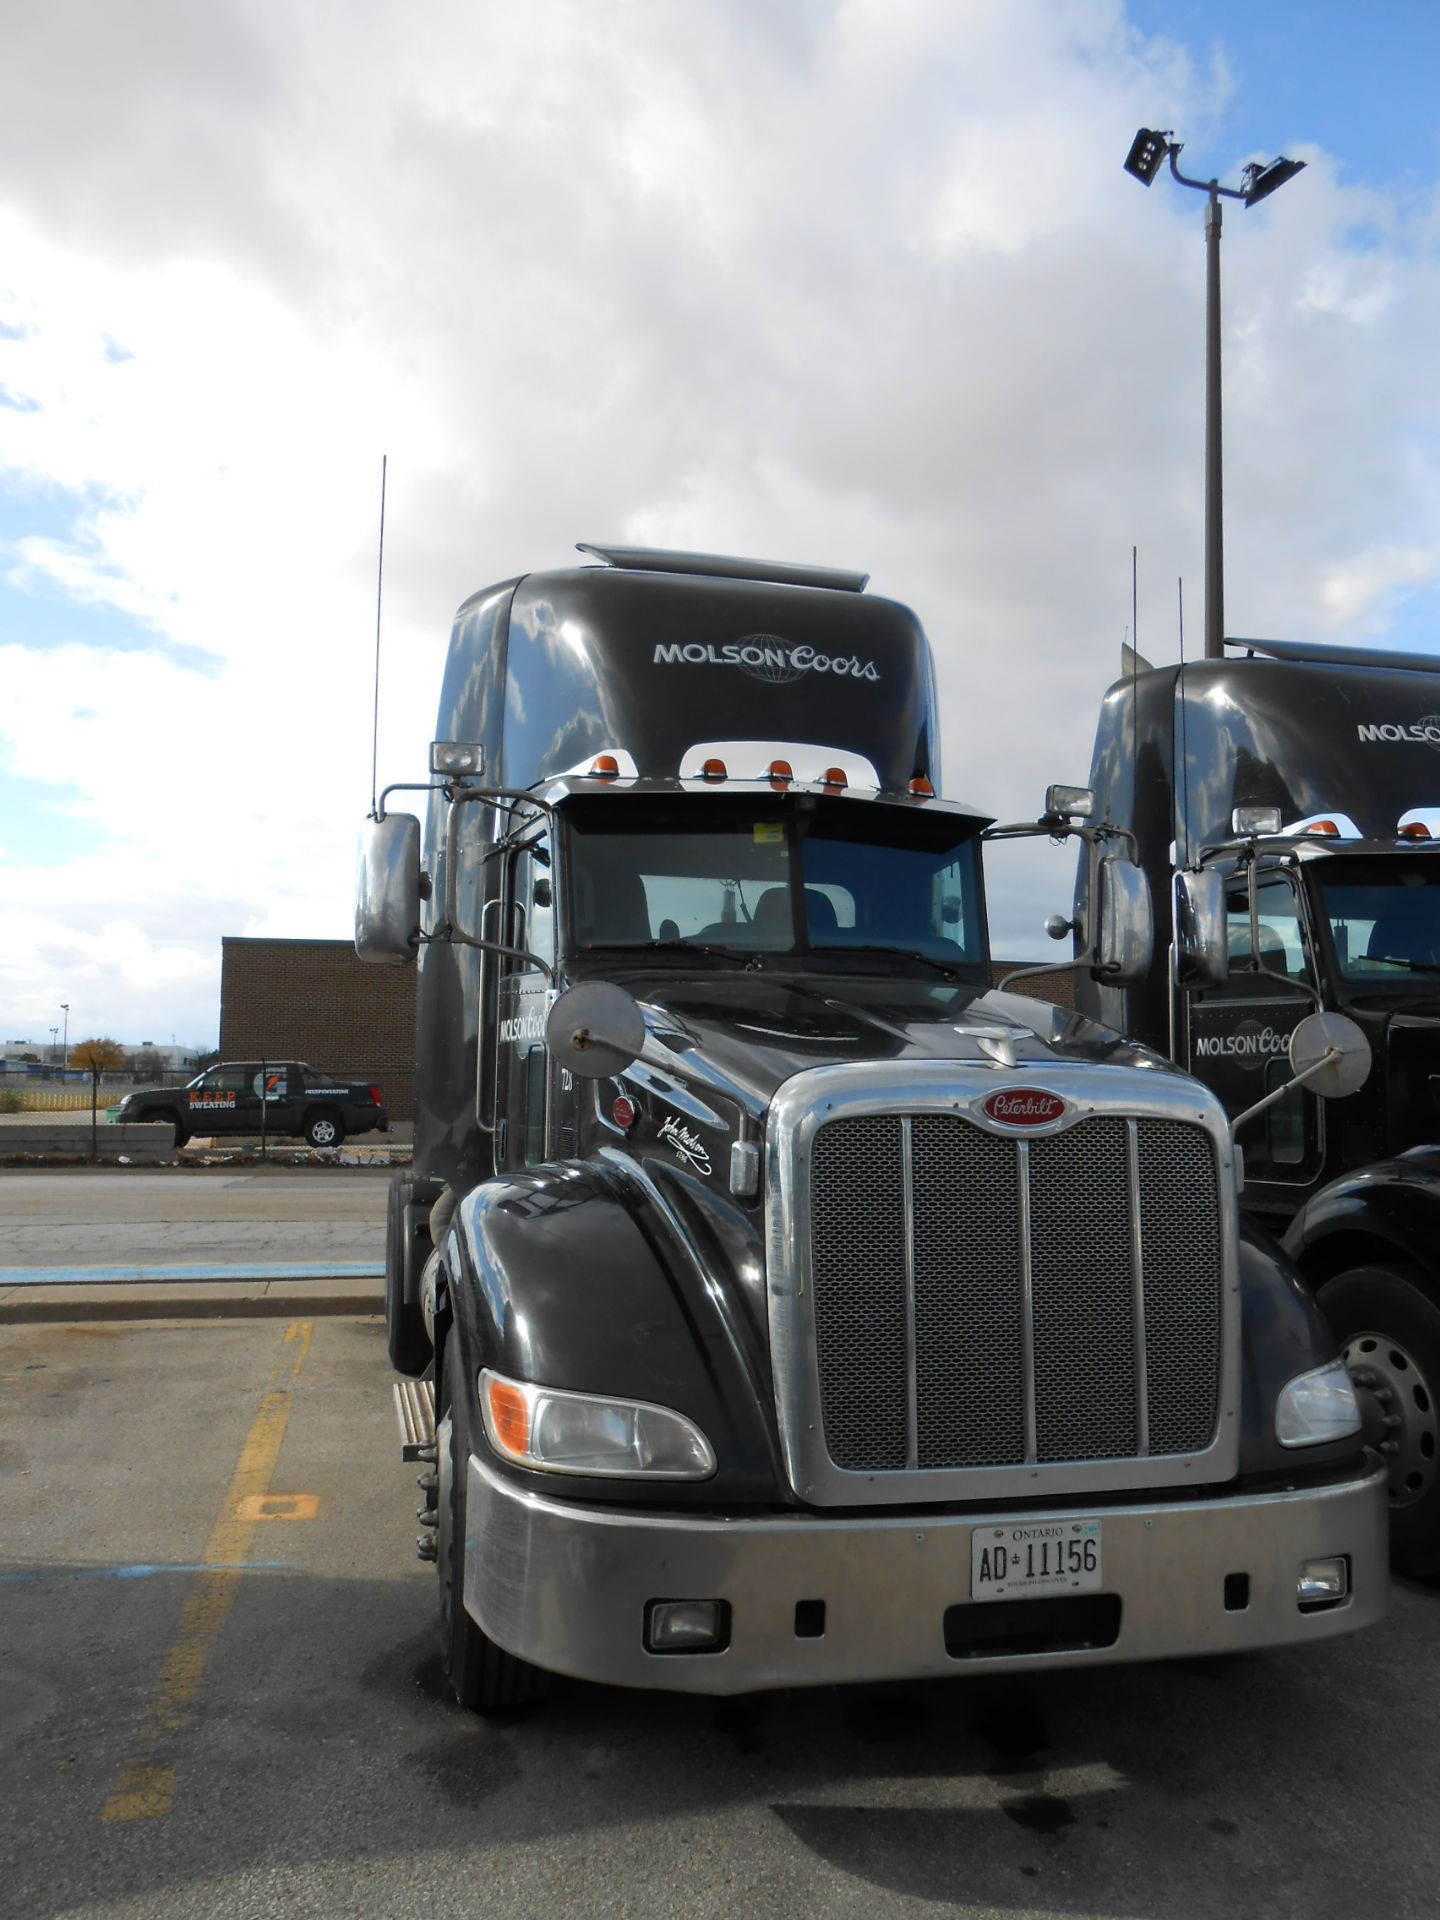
(70, 1038, 126, 1161)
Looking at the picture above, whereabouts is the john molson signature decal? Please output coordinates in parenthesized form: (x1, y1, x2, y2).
(658, 1114, 712, 1176)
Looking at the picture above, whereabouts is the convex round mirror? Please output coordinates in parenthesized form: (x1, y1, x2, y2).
(545, 982, 646, 1079)
(1288, 1011, 1371, 1100)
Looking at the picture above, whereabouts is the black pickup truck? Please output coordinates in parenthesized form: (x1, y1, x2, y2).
(115, 1061, 389, 1150)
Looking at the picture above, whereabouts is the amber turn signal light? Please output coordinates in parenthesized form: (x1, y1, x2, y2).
(485, 1377, 530, 1458)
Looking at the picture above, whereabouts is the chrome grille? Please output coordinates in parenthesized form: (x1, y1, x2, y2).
(806, 1113, 1222, 1473)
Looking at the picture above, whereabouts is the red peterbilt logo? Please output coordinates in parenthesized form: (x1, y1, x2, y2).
(979, 1088, 1068, 1128)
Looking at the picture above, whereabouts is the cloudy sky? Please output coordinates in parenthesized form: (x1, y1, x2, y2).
(3, 0, 1438, 1050)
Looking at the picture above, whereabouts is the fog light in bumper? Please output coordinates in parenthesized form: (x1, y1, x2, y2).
(1297, 1556, 1350, 1610)
(645, 1599, 730, 1654)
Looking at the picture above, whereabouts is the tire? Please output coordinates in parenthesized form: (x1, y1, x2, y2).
(1319, 1263, 1440, 1578)
(153, 1108, 188, 1151)
(305, 1110, 344, 1150)
(437, 1337, 549, 1714)
(385, 1176, 433, 1377)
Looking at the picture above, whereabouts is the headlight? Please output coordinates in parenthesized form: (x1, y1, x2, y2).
(479, 1369, 716, 1479)
(1276, 1360, 1362, 1449)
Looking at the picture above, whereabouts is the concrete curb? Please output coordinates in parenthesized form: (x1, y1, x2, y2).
(0, 1277, 384, 1325)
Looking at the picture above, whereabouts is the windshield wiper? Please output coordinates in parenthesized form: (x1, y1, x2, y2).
(638, 939, 765, 962)
(814, 943, 962, 979)
(1363, 954, 1440, 975)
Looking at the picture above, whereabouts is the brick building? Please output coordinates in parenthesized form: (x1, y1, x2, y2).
(219, 937, 416, 1121)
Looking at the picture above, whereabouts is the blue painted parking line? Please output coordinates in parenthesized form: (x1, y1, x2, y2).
(0, 1563, 291, 1583)
(0, 1263, 384, 1287)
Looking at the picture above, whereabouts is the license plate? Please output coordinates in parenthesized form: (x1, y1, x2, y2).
(971, 1520, 1103, 1601)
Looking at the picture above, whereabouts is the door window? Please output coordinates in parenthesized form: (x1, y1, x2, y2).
(1187, 871, 1320, 1187)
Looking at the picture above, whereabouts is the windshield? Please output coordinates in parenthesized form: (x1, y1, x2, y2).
(1314, 859, 1440, 981)
(565, 795, 985, 969)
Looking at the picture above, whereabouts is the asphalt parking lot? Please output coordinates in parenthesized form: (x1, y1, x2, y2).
(4, 1308, 1440, 1920)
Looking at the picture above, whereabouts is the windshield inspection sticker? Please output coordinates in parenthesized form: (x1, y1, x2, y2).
(658, 1115, 712, 1176)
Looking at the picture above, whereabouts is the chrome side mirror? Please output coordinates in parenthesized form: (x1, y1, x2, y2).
(355, 813, 421, 964)
(1045, 784, 1095, 821)
(1093, 854, 1152, 985)
(1174, 868, 1228, 989)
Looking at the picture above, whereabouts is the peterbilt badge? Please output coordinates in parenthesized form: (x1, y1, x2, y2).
(979, 1088, 1068, 1128)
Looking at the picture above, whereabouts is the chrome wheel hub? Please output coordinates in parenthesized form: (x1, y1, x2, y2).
(1346, 1332, 1438, 1508)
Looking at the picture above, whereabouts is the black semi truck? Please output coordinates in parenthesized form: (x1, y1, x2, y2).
(357, 549, 1385, 1710)
(1074, 636, 1440, 1573)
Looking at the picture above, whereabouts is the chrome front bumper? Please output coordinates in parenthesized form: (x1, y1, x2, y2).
(465, 1453, 1388, 1695)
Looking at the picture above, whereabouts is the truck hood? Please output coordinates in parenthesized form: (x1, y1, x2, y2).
(624, 972, 1179, 1115)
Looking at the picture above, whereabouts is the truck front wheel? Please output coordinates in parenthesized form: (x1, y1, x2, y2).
(437, 1338, 548, 1714)
(153, 1108, 188, 1151)
(1320, 1262, 1440, 1577)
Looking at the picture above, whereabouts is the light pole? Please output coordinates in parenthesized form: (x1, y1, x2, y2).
(49, 1026, 58, 1066)
(1124, 128, 1306, 659)
(60, 1002, 70, 1068)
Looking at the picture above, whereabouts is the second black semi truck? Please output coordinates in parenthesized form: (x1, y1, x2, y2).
(1075, 635, 1440, 1573)
(358, 549, 1384, 1710)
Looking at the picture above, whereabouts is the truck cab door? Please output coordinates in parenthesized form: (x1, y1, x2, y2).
(493, 833, 556, 1171)
(1184, 871, 1324, 1198)
(187, 1064, 250, 1135)
(254, 1062, 293, 1129)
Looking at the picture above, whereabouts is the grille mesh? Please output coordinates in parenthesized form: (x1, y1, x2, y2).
(810, 1115, 908, 1470)
(1138, 1123, 1224, 1454)
(1028, 1121, 1139, 1461)
(806, 1111, 1222, 1474)
(911, 1117, 1026, 1467)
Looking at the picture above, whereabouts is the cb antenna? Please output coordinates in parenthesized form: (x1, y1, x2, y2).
(370, 454, 388, 817)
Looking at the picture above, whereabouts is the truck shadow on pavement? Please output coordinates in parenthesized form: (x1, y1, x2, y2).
(2, 1563, 1433, 1919)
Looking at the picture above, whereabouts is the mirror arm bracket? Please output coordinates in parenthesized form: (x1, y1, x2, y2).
(1231, 1047, 1340, 1137)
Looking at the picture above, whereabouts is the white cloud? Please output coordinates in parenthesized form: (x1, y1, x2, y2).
(0, 0, 1438, 1041)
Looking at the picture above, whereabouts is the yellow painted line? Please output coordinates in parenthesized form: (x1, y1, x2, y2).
(100, 1321, 314, 1823)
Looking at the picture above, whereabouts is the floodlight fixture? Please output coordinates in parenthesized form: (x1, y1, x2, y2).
(1121, 124, 1307, 659)
(1241, 155, 1307, 208)
(1123, 127, 1172, 187)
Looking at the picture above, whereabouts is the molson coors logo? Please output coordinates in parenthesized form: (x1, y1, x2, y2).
(1356, 714, 1440, 748)
(979, 1089, 1068, 1128)
(1193, 1020, 1291, 1071)
(652, 633, 882, 685)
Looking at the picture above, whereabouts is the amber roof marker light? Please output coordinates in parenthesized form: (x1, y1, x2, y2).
(1124, 126, 1306, 661)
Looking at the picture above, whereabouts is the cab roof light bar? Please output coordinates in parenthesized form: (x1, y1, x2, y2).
(576, 544, 870, 594)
